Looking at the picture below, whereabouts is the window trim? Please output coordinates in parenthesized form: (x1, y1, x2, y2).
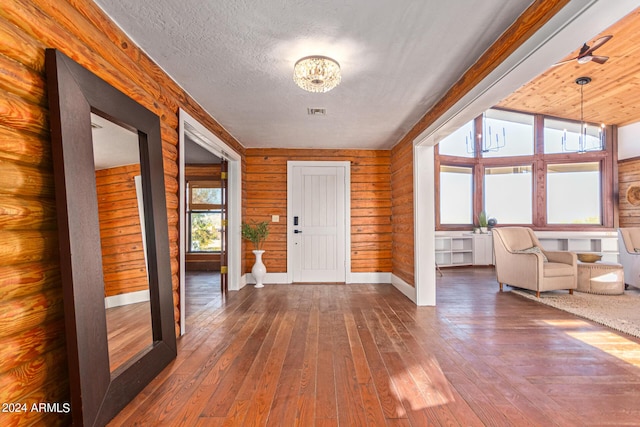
(435, 109, 616, 231)
(187, 180, 223, 253)
(545, 161, 603, 226)
(483, 163, 534, 226)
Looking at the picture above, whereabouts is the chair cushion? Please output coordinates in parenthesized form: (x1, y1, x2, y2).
(544, 262, 574, 277)
(515, 246, 548, 262)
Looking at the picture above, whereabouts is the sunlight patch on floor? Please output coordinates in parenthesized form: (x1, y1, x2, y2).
(391, 356, 455, 409)
(542, 319, 640, 367)
(566, 331, 640, 367)
(539, 319, 591, 328)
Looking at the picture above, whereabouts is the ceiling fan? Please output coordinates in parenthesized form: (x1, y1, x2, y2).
(553, 35, 613, 66)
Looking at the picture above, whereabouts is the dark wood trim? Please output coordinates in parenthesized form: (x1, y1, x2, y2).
(46, 49, 176, 427)
(611, 125, 620, 228)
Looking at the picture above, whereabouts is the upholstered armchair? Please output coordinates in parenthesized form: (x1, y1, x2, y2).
(618, 228, 640, 289)
(492, 227, 577, 297)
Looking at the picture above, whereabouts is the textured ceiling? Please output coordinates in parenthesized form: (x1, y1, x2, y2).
(94, 0, 535, 149)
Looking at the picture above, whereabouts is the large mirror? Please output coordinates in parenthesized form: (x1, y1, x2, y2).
(92, 113, 153, 373)
(46, 49, 176, 426)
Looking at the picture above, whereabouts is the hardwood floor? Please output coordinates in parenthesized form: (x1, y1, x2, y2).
(108, 268, 640, 426)
(105, 271, 221, 371)
(106, 301, 152, 372)
(185, 271, 224, 323)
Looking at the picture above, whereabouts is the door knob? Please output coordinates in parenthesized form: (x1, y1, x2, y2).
(294, 229, 302, 234)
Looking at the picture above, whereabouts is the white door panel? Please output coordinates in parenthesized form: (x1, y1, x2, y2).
(289, 162, 348, 283)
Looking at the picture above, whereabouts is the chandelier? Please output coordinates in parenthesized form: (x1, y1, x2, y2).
(293, 56, 341, 93)
(466, 113, 507, 154)
(562, 77, 605, 153)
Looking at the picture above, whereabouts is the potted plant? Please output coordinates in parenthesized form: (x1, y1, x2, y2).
(478, 211, 488, 233)
(242, 220, 269, 288)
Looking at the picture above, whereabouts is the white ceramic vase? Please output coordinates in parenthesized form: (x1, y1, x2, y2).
(252, 249, 266, 288)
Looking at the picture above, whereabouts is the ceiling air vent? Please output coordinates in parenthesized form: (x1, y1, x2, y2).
(307, 108, 326, 116)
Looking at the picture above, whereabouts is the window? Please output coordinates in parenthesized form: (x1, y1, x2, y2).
(435, 108, 613, 230)
(544, 118, 605, 154)
(190, 212, 222, 251)
(437, 120, 475, 158)
(440, 165, 473, 224)
(547, 162, 601, 224)
(188, 181, 222, 252)
(190, 181, 222, 209)
(484, 165, 532, 224)
(482, 109, 534, 158)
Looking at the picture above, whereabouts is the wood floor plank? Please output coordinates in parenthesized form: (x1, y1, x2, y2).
(266, 311, 310, 426)
(241, 311, 297, 426)
(353, 309, 408, 420)
(314, 310, 338, 422)
(108, 269, 640, 426)
(332, 312, 369, 427)
(343, 312, 371, 384)
(294, 307, 319, 426)
(187, 310, 283, 425)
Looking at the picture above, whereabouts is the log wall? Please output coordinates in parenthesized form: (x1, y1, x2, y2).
(96, 163, 148, 297)
(619, 157, 640, 227)
(243, 149, 392, 275)
(390, 141, 415, 286)
(0, 1, 243, 424)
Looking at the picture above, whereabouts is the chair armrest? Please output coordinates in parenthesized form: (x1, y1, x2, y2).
(511, 251, 546, 269)
(545, 250, 576, 265)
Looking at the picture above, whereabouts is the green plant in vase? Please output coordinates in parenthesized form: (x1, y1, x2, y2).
(241, 220, 270, 288)
(478, 211, 488, 233)
(241, 220, 269, 250)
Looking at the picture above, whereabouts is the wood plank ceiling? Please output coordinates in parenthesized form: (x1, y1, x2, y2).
(497, 7, 640, 127)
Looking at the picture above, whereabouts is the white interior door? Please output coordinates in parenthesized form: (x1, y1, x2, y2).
(288, 162, 348, 283)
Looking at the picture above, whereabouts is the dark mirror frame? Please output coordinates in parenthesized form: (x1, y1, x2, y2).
(45, 49, 176, 426)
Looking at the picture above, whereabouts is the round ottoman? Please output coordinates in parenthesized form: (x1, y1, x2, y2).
(577, 261, 625, 295)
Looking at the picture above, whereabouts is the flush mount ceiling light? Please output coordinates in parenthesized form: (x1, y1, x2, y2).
(293, 56, 341, 93)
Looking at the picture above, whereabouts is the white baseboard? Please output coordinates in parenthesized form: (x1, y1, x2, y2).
(236, 274, 248, 290)
(243, 272, 290, 285)
(347, 272, 391, 284)
(241, 272, 393, 286)
(391, 274, 416, 303)
(105, 289, 150, 309)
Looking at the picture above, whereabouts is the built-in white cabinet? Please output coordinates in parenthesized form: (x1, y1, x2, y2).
(435, 233, 493, 267)
(435, 235, 473, 267)
(536, 231, 619, 263)
(435, 230, 618, 267)
(472, 233, 494, 265)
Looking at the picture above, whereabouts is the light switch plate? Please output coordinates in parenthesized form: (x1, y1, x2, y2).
(272, 215, 279, 223)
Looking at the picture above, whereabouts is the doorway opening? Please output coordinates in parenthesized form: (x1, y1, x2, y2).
(179, 110, 242, 335)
